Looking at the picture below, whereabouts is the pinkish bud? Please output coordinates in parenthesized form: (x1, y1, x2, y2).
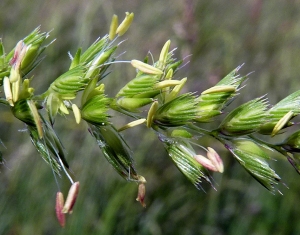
(207, 147, 224, 173)
(194, 154, 218, 172)
(63, 182, 80, 214)
(10, 41, 23, 66)
(9, 41, 27, 83)
(55, 192, 65, 227)
(136, 183, 146, 208)
(10, 41, 27, 70)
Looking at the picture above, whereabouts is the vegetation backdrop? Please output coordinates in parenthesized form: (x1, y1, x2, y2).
(1, 0, 300, 234)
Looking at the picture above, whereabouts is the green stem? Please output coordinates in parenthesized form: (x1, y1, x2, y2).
(186, 123, 216, 138)
(33, 91, 49, 101)
(249, 134, 288, 157)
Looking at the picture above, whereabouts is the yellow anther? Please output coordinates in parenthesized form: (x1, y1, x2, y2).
(59, 102, 69, 114)
(116, 12, 134, 36)
(271, 111, 294, 137)
(3, 76, 13, 106)
(201, 85, 236, 95)
(109, 14, 119, 40)
(131, 60, 163, 75)
(158, 40, 171, 67)
(72, 104, 81, 124)
(118, 118, 146, 132)
(146, 101, 158, 128)
(154, 80, 181, 89)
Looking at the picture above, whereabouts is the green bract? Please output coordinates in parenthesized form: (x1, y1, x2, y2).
(29, 118, 69, 175)
(195, 66, 247, 122)
(162, 137, 212, 190)
(116, 74, 160, 98)
(84, 46, 117, 79)
(259, 90, 300, 134)
(48, 66, 88, 97)
(89, 124, 139, 181)
(153, 93, 199, 127)
(11, 27, 51, 76)
(81, 94, 110, 125)
(117, 97, 153, 112)
(227, 139, 280, 193)
(219, 97, 269, 136)
(80, 36, 108, 63)
(12, 99, 36, 127)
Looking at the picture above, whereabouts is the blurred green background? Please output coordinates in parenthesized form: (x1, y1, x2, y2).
(1, 0, 300, 234)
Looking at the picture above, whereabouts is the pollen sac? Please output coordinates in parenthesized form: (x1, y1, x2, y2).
(3, 76, 13, 106)
(271, 111, 294, 137)
(72, 104, 82, 124)
(109, 14, 119, 40)
(194, 154, 218, 172)
(63, 182, 80, 214)
(136, 182, 146, 208)
(116, 12, 134, 36)
(146, 101, 158, 128)
(55, 192, 65, 227)
(131, 60, 163, 75)
(158, 40, 171, 69)
(207, 147, 224, 173)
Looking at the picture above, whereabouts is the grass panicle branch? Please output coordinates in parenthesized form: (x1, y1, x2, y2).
(1, 12, 300, 227)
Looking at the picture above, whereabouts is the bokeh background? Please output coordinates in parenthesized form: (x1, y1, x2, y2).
(1, 0, 300, 234)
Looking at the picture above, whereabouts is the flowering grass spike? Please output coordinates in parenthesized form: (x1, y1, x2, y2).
(1, 12, 300, 227)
